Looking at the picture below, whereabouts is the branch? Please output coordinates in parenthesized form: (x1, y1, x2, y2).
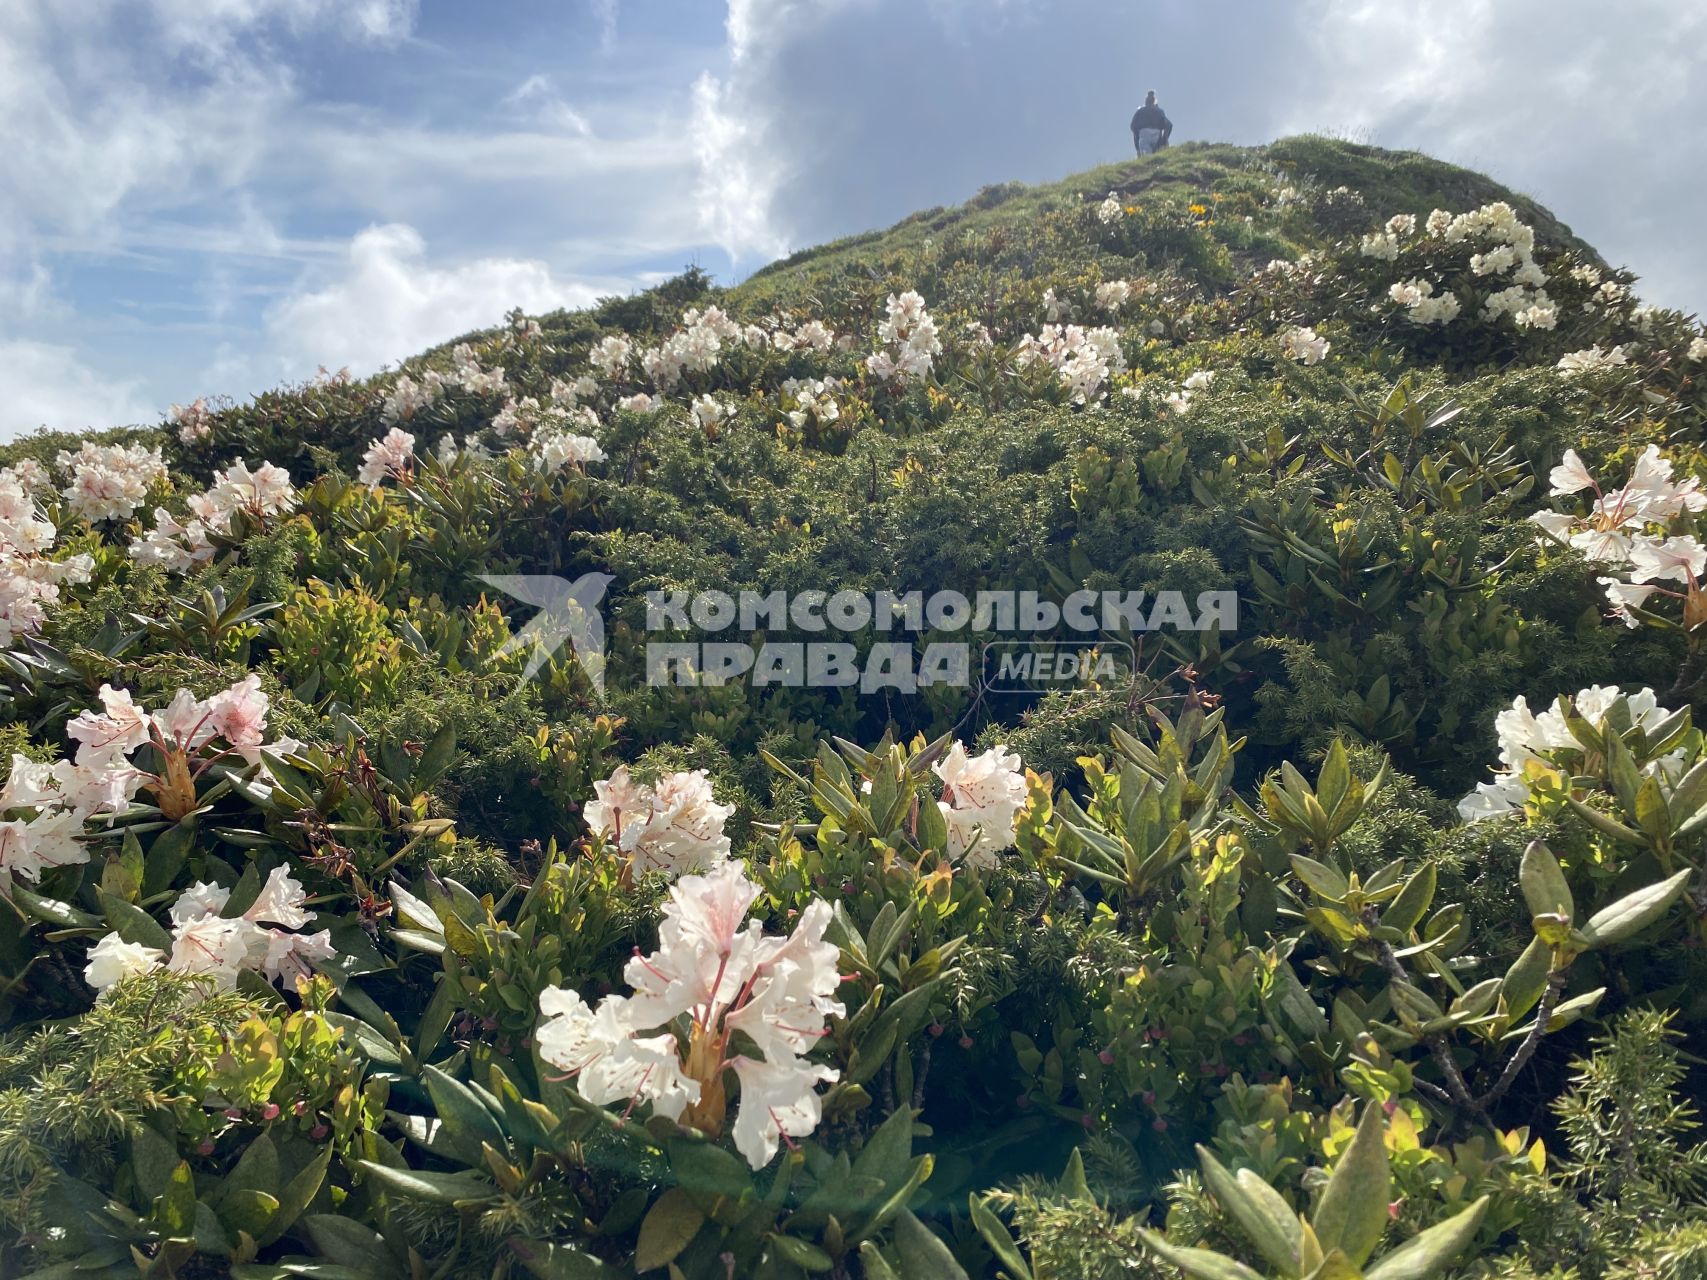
(1475, 972, 1564, 1112)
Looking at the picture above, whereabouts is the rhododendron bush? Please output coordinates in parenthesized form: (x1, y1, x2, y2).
(1, 136, 1706, 1279)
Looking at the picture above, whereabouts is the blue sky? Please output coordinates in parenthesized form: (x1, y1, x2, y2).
(3, 0, 1704, 438)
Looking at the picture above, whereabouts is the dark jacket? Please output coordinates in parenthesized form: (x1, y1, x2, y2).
(1130, 103, 1172, 143)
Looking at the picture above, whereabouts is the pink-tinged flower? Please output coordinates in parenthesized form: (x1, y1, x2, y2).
(206, 675, 271, 763)
(66, 685, 152, 766)
(246, 865, 313, 929)
(536, 862, 842, 1169)
(934, 742, 1028, 868)
(1629, 535, 1706, 585)
(1548, 450, 1597, 496)
(259, 928, 334, 986)
(584, 766, 734, 879)
(357, 428, 416, 488)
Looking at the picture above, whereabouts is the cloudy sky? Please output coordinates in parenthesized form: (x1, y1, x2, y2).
(2, 0, 1703, 439)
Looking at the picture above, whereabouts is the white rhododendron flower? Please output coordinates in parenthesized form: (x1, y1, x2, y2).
(1095, 192, 1122, 224)
(1280, 326, 1330, 364)
(536, 860, 843, 1168)
(934, 742, 1028, 868)
(1094, 280, 1132, 312)
(84, 865, 332, 996)
(1015, 324, 1127, 404)
(358, 428, 417, 488)
(534, 431, 606, 475)
(583, 765, 734, 878)
(56, 442, 167, 523)
(1529, 445, 1706, 627)
(382, 373, 443, 424)
(1556, 344, 1629, 376)
(866, 291, 942, 384)
(170, 397, 214, 443)
(1459, 686, 1675, 821)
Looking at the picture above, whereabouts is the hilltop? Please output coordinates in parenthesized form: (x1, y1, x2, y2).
(2, 137, 1706, 1280)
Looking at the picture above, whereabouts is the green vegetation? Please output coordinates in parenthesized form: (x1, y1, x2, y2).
(0, 135, 1704, 1278)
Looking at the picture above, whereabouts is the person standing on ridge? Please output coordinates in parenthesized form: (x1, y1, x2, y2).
(1130, 90, 1172, 155)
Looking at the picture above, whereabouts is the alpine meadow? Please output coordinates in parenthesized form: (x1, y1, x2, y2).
(6, 134, 1707, 1279)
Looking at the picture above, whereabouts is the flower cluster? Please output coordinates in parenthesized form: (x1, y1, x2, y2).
(1531, 446, 1706, 629)
(1015, 323, 1126, 403)
(132, 459, 298, 573)
(583, 765, 735, 878)
(2, 675, 289, 885)
(1362, 202, 1559, 332)
(865, 291, 942, 384)
(83, 865, 334, 995)
(781, 377, 841, 431)
(532, 429, 606, 475)
(535, 860, 843, 1168)
(1095, 191, 1122, 224)
(1280, 326, 1330, 364)
(382, 373, 443, 424)
(170, 397, 214, 444)
(358, 428, 417, 488)
(57, 442, 168, 523)
(1388, 278, 1462, 325)
(0, 466, 91, 647)
(449, 343, 508, 397)
(1458, 685, 1676, 821)
(639, 305, 744, 390)
(934, 742, 1027, 867)
(1556, 344, 1630, 377)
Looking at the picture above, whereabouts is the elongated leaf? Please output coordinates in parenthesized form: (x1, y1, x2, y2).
(1579, 869, 1691, 948)
(1365, 1197, 1488, 1280)
(1518, 841, 1573, 922)
(1312, 1103, 1390, 1266)
(1197, 1148, 1299, 1273)
(634, 1188, 703, 1273)
(1137, 1231, 1266, 1280)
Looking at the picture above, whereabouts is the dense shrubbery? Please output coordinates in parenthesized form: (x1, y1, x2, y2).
(1, 137, 1706, 1278)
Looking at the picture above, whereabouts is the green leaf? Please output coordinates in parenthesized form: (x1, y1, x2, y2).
(767, 1233, 834, 1272)
(303, 1216, 394, 1274)
(1579, 869, 1691, 948)
(424, 1064, 508, 1160)
(1365, 1197, 1488, 1280)
(1312, 1103, 1390, 1267)
(894, 1211, 968, 1280)
(156, 1160, 198, 1237)
(1518, 841, 1573, 922)
(99, 890, 172, 952)
(858, 1241, 901, 1280)
(509, 1239, 623, 1279)
(851, 1105, 914, 1193)
(356, 1160, 496, 1205)
(667, 1137, 751, 1203)
(1291, 855, 1350, 902)
(261, 1144, 333, 1245)
(634, 1188, 703, 1272)
(1137, 1230, 1266, 1280)
(969, 1195, 1033, 1280)
(1383, 863, 1436, 935)
(130, 1121, 179, 1203)
(1197, 1148, 1300, 1273)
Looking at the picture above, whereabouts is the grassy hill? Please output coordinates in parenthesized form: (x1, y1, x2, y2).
(1, 137, 1706, 1279)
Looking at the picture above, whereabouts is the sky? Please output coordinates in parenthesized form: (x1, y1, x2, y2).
(2, 0, 1704, 439)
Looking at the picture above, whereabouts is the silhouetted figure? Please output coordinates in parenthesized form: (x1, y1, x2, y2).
(1130, 91, 1172, 156)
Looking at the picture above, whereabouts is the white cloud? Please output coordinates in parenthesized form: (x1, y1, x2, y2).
(0, 340, 153, 439)
(263, 223, 603, 375)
